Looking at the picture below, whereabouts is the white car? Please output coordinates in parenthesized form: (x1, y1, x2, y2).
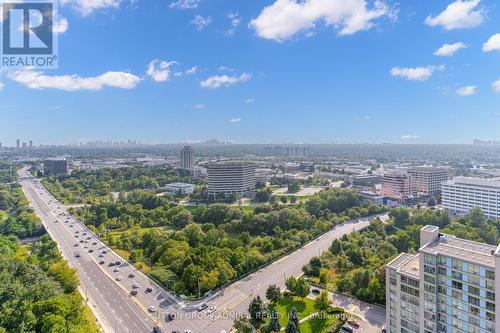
(207, 306, 216, 314)
(184, 330, 192, 333)
(148, 306, 157, 313)
(132, 282, 140, 289)
(115, 276, 122, 281)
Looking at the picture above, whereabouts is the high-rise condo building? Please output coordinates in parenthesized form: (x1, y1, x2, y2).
(208, 161, 255, 198)
(442, 177, 500, 220)
(386, 225, 499, 333)
(180, 145, 194, 170)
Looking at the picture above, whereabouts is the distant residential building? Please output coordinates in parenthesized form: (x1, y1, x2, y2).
(442, 177, 500, 219)
(299, 162, 315, 173)
(380, 172, 413, 201)
(408, 166, 449, 196)
(386, 225, 499, 333)
(350, 174, 381, 186)
(43, 158, 69, 176)
(180, 145, 194, 170)
(255, 168, 272, 184)
(165, 183, 195, 196)
(16, 139, 20, 149)
(208, 161, 255, 198)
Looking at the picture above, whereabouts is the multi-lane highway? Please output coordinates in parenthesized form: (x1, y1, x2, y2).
(19, 168, 387, 333)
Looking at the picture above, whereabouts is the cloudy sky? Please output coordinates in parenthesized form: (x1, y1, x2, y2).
(1, 0, 499, 145)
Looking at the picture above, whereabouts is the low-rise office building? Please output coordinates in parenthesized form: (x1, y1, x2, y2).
(165, 183, 195, 196)
(442, 177, 500, 219)
(386, 225, 500, 333)
(381, 172, 413, 201)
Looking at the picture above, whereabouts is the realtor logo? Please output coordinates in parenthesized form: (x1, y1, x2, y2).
(1, 0, 58, 68)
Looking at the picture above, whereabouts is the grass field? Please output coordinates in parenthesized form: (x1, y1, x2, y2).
(273, 296, 316, 328)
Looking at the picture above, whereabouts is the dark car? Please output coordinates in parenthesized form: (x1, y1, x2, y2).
(128, 273, 135, 278)
(166, 313, 175, 321)
(115, 261, 121, 265)
(312, 289, 321, 295)
(152, 326, 162, 333)
(348, 320, 360, 328)
(146, 287, 153, 293)
(341, 325, 354, 333)
(102, 250, 107, 254)
(130, 290, 137, 296)
(88, 249, 93, 253)
(99, 260, 105, 265)
(92, 242, 97, 245)
(108, 262, 115, 267)
(73, 244, 78, 247)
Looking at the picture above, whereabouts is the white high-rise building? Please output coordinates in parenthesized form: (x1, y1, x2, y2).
(208, 161, 255, 198)
(180, 145, 194, 170)
(442, 177, 500, 219)
(386, 225, 500, 333)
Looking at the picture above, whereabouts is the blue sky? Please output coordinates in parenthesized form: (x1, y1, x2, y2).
(1, 0, 499, 145)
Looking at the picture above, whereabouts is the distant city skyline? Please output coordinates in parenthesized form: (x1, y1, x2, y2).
(1, 0, 499, 144)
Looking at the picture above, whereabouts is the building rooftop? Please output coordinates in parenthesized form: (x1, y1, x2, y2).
(165, 182, 194, 188)
(409, 166, 448, 172)
(420, 233, 498, 268)
(386, 253, 420, 277)
(443, 177, 500, 189)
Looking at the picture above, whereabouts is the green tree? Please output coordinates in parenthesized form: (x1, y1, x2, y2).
(294, 277, 310, 299)
(249, 295, 265, 325)
(285, 307, 300, 333)
(314, 291, 332, 313)
(285, 276, 298, 295)
(266, 284, 282, 304)
(268, 306, 281, 332)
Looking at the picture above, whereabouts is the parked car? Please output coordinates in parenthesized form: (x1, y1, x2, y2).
(130, 290, 137, 296)
(148, 306, 157, 313)
(311, 288, 321, 295)
(348, 320, 360, 328)
(341, 325, 354, 333)
(146, 287, 153, 293)
(197, 304, 208, 311)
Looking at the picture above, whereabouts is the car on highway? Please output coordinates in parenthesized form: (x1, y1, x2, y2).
(166, 313, 175, 321)
(341, 325, 354, 333)
(73, 243, 78, 247)
(92, 242, 97, 245)
(108, 262, 115, 267)
(69, 225, 73, 227)
(113, 268, 120, 272)
(197, 304, 208, 311)
(75, 231, 79, 233)
(347, 320, 360, 328)
(132, 282, 139, 289)
(74, 253, 80, 258)
(152, 326, 163, 333)
(130, 290, 137, 296)
(184, 330, 192, 333)
(102, 250, 108, 254)
(115, 261, 121, 265)
(98, 254, 104, 257)
(148, 306, 157, 313)
(88, 249, 93, 253)
(116, 276, 122, 281)
(99, 260, 105, 265)
(207, 306, 216, 314)
(74, 235, 79, 238)
(79, 240, 84, 243)
(128, 273, 135, 278)
(146, 287, 153, 293)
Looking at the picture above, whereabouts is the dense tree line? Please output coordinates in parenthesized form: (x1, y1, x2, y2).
(0, 184, 44, 239)
(303, 206, 500, 305)
(72, 188, 386, 297)
(43, 165, 202, 204)
(0, 235, 98, 333)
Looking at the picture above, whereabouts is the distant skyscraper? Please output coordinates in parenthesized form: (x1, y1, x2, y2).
(29, 140, 33, 148)
(180, 145, 194, 170)
(43, 158, 69, 176)
(16, 139, 20, 149)
(22, 142, 27, 149)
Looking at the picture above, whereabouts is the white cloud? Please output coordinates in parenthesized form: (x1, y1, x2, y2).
(354, 115, 370, 121)
(200, 73, 251, 89)
(250, 0, 394, 42)
(434, 42, 467, 56)
(193, 103, 206, 109)
(53, 15, 69, 34)
(226, 12, 242, 35)
(0, 81, 4, 91)
(8, 69, 140, 91)
(169, 0, 200, 9)
(146, 59, 177, 82)
(244, 98, 255, 104)
(400, 135, 420, 140)
(492, 78, 500, 93)
(456, 85, 477, 96)
(60, 0, 122, 16)
(185, 66, 199, 75)
(482, 33, 500, 52)
(190, 15, 212, 31)
(229, 118, 241, 124)
(424, 0, 484, 30)
(390, 65, 444, 81)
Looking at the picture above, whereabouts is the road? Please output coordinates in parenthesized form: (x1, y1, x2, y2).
(19, 168, 388, 333)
